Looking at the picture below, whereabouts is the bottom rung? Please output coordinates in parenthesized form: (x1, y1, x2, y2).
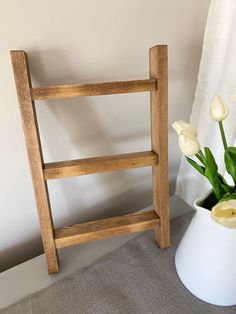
(55, 210, 160, 249)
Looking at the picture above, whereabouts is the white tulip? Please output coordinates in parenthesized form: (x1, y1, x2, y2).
(210, 95, 229, 121)
(172, 120, 197, 137)
(178, 131, 200, 156)
(211, 200, 236, 229)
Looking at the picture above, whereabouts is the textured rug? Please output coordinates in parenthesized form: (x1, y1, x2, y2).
(1, 212, 236, 314)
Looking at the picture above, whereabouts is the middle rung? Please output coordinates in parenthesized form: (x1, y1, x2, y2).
(44, 151, 158, 180)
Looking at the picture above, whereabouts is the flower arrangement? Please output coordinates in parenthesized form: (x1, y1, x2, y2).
(173, 95, 236, 228)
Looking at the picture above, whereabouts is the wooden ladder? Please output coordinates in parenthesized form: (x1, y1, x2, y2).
(11, 45, 170, 274)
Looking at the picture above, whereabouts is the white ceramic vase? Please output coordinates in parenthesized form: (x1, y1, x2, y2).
(175, 190, 236, 306)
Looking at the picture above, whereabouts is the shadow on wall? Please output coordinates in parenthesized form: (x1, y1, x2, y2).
(0, 236, 43, 273)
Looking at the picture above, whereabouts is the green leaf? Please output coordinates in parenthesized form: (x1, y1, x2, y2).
(199, 149, 231, 193)
(227, 147, 236, 155)
(220, 192, 236, 202)
(204, 147, 218, 172)
(204, 147, 221, 200)
(186, 148, 232, 200)
(224, 147, 236, 184)
(186, 157, 205, 176)
(217, 173, 232, 193)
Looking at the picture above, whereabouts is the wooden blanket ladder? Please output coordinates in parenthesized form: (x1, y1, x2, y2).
(11, 45, 170, 274)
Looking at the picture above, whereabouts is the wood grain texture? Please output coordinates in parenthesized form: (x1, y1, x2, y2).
(31, 79, 157, 100)
(55, 211, 160, 248)
(44, 151, 158, 180)
(10, 50, 59, 274)
(11, 45, 169, 274)
(149, 45, 170, 248)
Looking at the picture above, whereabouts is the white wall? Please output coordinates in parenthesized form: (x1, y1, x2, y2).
(0, 0, 210, 271)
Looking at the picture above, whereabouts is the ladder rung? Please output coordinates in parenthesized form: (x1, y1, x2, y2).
(43, 151, 158, 180)
(31, 79, 157, 100)
(55, 210, 160, 248)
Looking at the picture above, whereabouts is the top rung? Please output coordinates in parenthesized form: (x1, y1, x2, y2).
(31, 78, 157, 101)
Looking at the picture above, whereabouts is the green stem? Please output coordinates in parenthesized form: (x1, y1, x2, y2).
(218, 121, 228, 150)
(195, 153, 204, 164)
(198, 150, 206, 164)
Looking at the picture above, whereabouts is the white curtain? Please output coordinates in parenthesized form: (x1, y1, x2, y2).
(175, 0, 236, 206)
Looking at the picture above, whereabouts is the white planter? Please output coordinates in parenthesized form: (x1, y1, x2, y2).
(175, 190, 236, 306)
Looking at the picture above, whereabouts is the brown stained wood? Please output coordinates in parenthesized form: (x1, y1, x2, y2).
(149, 45, 170, 248)
(31, 79, 157, 100)
(44, 151, 158, 180)
(11, 45, 170, 274)
(10, 50, 59, 274)
(55, 211, 160, 248)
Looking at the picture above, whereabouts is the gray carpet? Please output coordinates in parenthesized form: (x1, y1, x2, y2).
(1, 213, 236, 314)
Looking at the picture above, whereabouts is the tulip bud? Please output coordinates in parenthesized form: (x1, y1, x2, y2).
(210, 95, 229, 121)
(178, 131, 200, 157)
(211, 200, 236, 229)
(172, 120, 197, 137)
